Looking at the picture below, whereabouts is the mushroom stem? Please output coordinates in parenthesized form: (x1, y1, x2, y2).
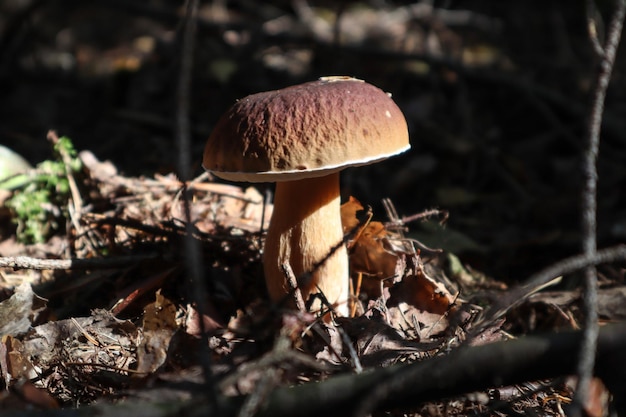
(263, 172, 349, 316)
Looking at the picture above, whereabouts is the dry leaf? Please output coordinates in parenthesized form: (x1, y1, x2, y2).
(136, 290, 178, 374)
(350, 221, 400, 280)
(341, 196, 364, 235)
(4, 336, 36, 382)
(0, 339, 8, 386)
(14, 381, 60, 409)
(386, 256, 456, 338)
(389, 269, 453, 315)
(8, 310, 138, 403)
(185, 301, 224, 337)
(584, 377, 610, 417)
(0, 283, 44, 337)
(80, 150, 117, 181)
(342, 197, 459, 328)
(341, 197, 403, 299)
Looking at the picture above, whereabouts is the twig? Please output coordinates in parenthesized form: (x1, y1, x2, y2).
(47, 130, 86, 251)
(586, 0, 605, 57)
(64, 361, 147, 375)
(336, 325, 363, 374)
(236, 367, 281, 417)
(6, 323, 626, 417)
(47, 131, 83, 214)
(175, 0, 217, 405)
(0, 254, 158, 270)
(281, 262, 306, 312)
(380, 200, 445, 257)
(268, 322, 626, 417)
(400, 208, 449, 225)
(469, 244, 626, 337)
(576, 0, 626, 413)
(218, 326, 339, 392)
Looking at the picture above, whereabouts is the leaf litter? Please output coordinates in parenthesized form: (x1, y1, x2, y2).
(0, 143, 623, 415)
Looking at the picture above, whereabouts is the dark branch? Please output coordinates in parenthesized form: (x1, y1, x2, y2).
(577, 0, 626, 412)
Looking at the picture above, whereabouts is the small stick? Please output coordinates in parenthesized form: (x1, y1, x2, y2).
(47, 131, 84, 233)
(336, 324, 363, 374)
(577, 0, 626, 413)
(469, 244, 626, 337)
(0, 254, 157, 270)
(351, 272, 363, 318)
(282, 263, 307, 312)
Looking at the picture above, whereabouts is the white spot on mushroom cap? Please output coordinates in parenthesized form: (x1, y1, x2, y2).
(385, 110, 391, 118)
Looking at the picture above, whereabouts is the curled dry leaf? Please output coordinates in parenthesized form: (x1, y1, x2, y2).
(341, 196, 459, 343)
(341, 197, 403, 297)
(386, 256, 457, 339)
(340, 196, 364, 234)
(389, 262, 453, 316)
(529, 286, 626, 321)
(341, 197, 455, 311)
(350, 220, 400, 280)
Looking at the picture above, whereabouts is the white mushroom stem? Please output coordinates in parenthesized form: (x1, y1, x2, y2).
(263, 172, 349, 316)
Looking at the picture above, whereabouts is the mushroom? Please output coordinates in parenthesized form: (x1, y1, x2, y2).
(203, 76, 409, 316)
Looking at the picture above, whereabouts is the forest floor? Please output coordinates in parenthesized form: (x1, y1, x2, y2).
(0, 1, 625, 416)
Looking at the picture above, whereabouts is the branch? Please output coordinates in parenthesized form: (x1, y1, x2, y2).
(253, 323, 626, 417)
(577, 0, 626, 412)
(6, 322, 626, 417)
(469, 244, 626, 335)
(0, 254, 157, 270)
(175, 0, 218, 407)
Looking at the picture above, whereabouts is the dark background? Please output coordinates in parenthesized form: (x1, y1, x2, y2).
(1, 0, 625, 282)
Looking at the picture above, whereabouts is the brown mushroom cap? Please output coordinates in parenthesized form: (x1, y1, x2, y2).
(203, 77, 410, 182)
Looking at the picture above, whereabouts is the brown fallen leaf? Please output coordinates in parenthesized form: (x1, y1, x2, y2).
(386, 255, 457, 339)
(341, 197, 460, 335)
(14, 380, 60, 409)
(136, 290, 178, 374)
(16, 311, 136, 366)
(111, 266, 176, 316)
(4, 336, 37, 383)
(583, 377, 610, 417)
(0, 283, 46, 337)
(184, 301, 225, 337)
(341, 197, 403, 300)
(340, 196, 365, 236)
(389, 266, 453, 316)
(350, 221, 400, 280)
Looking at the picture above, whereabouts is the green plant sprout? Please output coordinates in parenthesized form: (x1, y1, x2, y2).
(2, 136, 82, 244)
